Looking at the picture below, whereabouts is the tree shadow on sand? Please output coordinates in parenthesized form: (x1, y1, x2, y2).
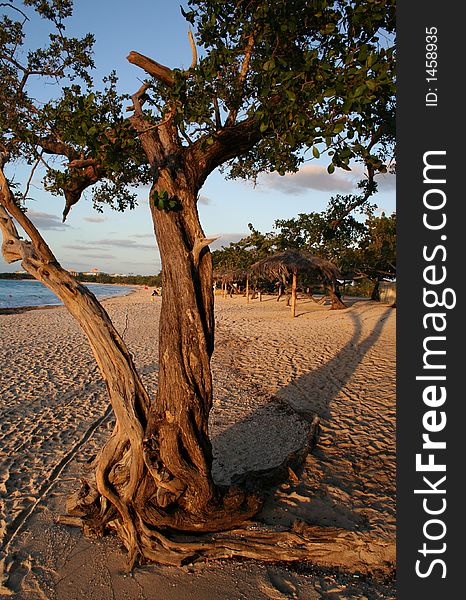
(210, 303, 395, 535)
(278, 303, 393, 421)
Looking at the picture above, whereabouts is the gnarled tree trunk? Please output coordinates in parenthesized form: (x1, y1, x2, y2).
(1, 96, 393, 573)
(325, 280, 347, 310)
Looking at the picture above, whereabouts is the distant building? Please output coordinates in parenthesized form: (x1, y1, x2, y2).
(82, 268, 104, 276)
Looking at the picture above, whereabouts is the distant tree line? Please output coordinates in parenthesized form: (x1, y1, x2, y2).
(80, 272, 162, 287)
(212, 196, 396, 299)
(0, 272, 34, 280)
(0, 271, 162, 287)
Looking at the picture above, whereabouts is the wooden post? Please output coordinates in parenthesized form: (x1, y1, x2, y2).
(291, 272, 297, 318)
(246, 275, 250, 303)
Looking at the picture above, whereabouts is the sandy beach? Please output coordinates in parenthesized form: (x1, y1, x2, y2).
(0, 288, 395, 599)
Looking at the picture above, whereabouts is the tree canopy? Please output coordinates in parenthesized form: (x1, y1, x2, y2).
(212, 202, 396, 289)
(2, 0, 395, 220)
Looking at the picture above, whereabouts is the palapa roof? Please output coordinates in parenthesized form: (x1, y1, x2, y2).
(213, 267, 249, 283)
(250, 250, 341, 282)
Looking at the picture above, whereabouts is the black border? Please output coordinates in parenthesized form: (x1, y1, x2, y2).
(397, 2, 463, 596)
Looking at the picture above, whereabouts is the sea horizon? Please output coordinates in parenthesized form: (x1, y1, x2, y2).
(0, 279, 135, 310)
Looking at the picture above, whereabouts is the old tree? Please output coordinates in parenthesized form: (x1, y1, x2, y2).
(0, 0, 395, 569)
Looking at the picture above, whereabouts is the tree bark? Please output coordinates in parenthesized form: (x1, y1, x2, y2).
(147, 179, 216, 516)
(123, 169, 262, 535)
(325, 280, 347, 310)
(1, 89, 391, 572)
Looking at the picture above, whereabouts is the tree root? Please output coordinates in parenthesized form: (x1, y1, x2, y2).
(58, 412, 394, 577)
(114, 518, 395, 576)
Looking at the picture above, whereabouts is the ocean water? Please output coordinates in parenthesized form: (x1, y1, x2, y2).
(0, 279, 134, 309)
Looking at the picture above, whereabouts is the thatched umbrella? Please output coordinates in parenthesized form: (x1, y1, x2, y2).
(213, 268, 249, 299)
(250, 250, 344, 316)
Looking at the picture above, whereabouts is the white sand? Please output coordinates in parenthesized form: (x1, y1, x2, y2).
(0, 288, 395, 599)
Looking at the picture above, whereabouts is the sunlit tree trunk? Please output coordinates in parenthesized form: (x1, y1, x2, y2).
(325, 280, 347, 310)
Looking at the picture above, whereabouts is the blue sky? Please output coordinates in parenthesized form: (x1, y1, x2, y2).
(1, 0, 395, 275)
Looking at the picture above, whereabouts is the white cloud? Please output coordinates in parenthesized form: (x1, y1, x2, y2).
(259, 165, 354, 194)
(374, 172, 396, 192)
(207, 233, 247, 250)
(83, 216, 106, 223)
(26, 210, 69, 230)
(89, 238, 156, 250)
(259, 164, 396, 197)
(63, 238, 157, 252)
(131, 233, 155, 239)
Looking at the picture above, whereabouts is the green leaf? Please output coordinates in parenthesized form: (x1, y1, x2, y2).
(312, 146, 320, 158)
(367, 53, 377, 68)
(327, 163, 335, 174)
(354, 85, 366, 97)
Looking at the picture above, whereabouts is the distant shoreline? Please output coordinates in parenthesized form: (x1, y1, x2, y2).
(0, 283, 141, 315)
(0, 304, 61, 315)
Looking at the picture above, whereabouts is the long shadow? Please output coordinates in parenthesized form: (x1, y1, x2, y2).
(281, 304, 393, 421)
(210, 303, 395, 532)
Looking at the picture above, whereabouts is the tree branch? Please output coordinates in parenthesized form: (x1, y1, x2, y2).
(128, 82, 150, 116)
(328, 165, 375, 230)
(188, 30, 197, 69)
(0, 167, 55, 264)
(22, 153, 42, 202)
(0, 2, 29, 21)
(38, 137, 79, 160)
(212, 96, 222, 129)
(189, 116, 261, 188)
(226, 32, 255, 127)
(127, 52, 175, 87)
(62, 164, 103, 222)
(0, 204, 27, 263)
(68, 158, 99, 169)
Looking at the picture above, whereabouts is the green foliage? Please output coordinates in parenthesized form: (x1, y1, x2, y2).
(212, 223, 278, 272)
(79, 272, 162, 286)
(0, 271, 162, 286)
(173, 0, 395, 179)
(1, 3, 149, 215)
(151, 190, 182, 212)
(2, 0, 395, 220)
(356, 211, 396, 279)
(0, 271, 34, 280)
(213, 198, 396, 286)
(41, 75, 150, 212)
